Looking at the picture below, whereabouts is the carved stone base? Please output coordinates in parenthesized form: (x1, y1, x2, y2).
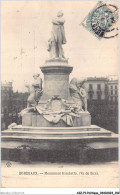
(22, 112, 91, 127)
(40, 58, 73, 101)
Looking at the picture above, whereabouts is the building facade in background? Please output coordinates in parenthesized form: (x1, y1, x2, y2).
(107, 80, 118, 102)
(84, 77, 118, 133)
(84, 77, 118, 102)
(85, 77, 108, 100)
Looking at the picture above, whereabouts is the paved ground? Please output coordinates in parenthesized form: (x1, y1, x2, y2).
(1, 160, 119, 188)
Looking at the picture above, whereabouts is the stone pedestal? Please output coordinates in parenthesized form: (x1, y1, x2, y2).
(21, 58, 92, 128)
(22, 112, 91, 127)
(39, 59, 73, 102)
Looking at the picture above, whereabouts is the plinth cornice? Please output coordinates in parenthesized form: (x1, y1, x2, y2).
(40, 66, 73, 74)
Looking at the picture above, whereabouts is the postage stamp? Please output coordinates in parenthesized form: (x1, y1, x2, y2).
(81, 1, 118, 39)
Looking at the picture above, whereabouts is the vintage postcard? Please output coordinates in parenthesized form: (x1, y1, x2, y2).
(1, 0, 119, 190)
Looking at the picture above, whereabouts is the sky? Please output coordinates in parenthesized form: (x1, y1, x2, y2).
(1, 1, 118, 92)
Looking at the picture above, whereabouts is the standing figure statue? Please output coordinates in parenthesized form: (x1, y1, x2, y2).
(25, 74, 43, 107)
(33, 74, 43, 105)
(69, 78, 87, 111)
(48, 10, 67, 59)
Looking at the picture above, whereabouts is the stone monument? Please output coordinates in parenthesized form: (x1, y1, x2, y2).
(1, 11, 118, 163)
(21, 11, 91, 127)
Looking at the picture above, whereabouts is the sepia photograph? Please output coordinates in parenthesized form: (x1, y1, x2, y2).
(1, 0, 119, 189)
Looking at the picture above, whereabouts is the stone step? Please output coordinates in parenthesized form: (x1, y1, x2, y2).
(1, 134, 116, 141)
(11, 125, 101, 132)
(2, 129, 111, 137)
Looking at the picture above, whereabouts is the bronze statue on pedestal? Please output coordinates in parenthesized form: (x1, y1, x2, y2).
(48, 11, 66, 59)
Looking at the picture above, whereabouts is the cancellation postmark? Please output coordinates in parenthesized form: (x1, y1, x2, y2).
(81, 1, 118, 39)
